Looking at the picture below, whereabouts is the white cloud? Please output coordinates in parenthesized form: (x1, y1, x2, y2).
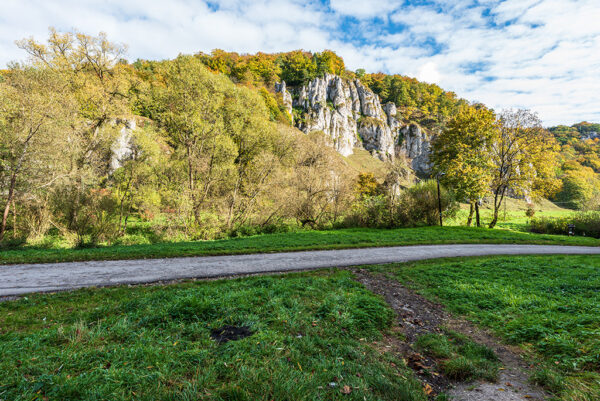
(417, 62, 441, 84)
(0, 0, 599, 126)
(329, 0, 402, 19)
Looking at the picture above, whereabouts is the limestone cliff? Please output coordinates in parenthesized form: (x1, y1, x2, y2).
(109, 119, 137, 172)
(276, 73, 431, 174)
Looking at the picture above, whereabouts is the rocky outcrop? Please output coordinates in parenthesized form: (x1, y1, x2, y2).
(398, 124, 430, 175)
(276, 73, 431, 173)
(109, 119, 137, 172)
(274, 81, 293, 123)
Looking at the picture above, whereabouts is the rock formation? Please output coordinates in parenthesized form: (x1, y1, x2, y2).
(109, 119, 137, 172)
(276, 73, 431, 174)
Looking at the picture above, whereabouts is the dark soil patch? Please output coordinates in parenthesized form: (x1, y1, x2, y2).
(210, 325, 253, 344)
(353, 268, 548, 401)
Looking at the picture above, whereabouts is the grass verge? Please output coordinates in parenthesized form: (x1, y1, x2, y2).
(384, 255, 600, 400)
(2, 226, 598, 265)
(0, 271, 430, 401)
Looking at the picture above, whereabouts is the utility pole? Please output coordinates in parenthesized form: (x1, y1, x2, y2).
(436, 175, 443, 227)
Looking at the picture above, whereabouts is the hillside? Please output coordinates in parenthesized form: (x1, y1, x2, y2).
(548, 122, 600, 209)
(2, 30, 597, 249)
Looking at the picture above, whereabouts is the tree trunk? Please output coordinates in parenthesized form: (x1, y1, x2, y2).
(475, 202, 481, 227)
(466, 202, 474, 226)
(12, 198, 17, 239)
(0, 175, 16, 242)
(489, 187, 506, 228)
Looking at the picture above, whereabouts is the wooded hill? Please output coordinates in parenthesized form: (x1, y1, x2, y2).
(0, 30, 598, 247)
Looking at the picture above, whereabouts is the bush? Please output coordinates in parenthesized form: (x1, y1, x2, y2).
(343, 180, 458, 228)
(526, 203, 536, 218)
(529, 211, 600, 238)
(394, 180, 458, 227)
(344, 195, 391, 228)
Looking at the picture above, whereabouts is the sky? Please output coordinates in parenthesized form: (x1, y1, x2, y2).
(1, 0, 599, 126)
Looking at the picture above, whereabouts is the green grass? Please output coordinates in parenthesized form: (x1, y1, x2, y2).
(383, 255, 600, 400)
(2, 226, 598, 265)
(449, 197, 574, 231)
(0, 271, 429, 401)
(415, 329, 499, 382)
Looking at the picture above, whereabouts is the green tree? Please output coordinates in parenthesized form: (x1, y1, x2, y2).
(152, 55, 236, 225)
(278, 50, 317, 86)
(431, 105, 497, 226)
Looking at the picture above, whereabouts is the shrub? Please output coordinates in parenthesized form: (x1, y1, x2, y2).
(394, 180, 458, 227)
(344, 195, 391, 228)
(526, 203, 536, 218)
(529, 211, 600, 238)
(344, 180, 458, 228)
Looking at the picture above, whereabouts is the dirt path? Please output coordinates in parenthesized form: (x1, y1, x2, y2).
(353, 269, 549, 401)
(2, 244, 599, 297)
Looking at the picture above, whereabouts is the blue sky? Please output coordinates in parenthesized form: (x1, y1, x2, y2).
(1, 0, 599, 126)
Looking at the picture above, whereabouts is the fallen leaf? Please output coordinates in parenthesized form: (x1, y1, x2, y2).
(341, 385, 352, 394)
(423, 383, 433, 395)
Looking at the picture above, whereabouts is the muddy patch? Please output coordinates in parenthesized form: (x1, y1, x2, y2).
(353, 268, 548, 401)
(210, 325, 253, 344)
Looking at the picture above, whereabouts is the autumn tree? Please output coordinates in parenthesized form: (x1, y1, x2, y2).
(110, 123, 168, 235)
(554, 161, 600, 210)
(221, 85, 293, 231)
(16, 29, 135, 233)
(488, 109, 561, 228)
(0, 67, 69, 241)
(151, 55, 235, 227)
(288, 131, 353, 227)
(431, 105, 497, 226)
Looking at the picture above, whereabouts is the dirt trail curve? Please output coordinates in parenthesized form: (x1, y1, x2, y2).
(1, 244, 599, 297)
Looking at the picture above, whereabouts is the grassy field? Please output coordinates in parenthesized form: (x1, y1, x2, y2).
(380, 255, 600, 400)
(0, 271, 432, 401)
(2, 226, 598, 265)
(449, 196, 574, 230)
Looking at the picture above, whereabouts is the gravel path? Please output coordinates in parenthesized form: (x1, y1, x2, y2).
(1, 244, 599, 297)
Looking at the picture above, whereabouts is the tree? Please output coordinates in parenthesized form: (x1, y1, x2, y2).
(152, 55, 235, 226)
(16, 29, 134, 233)
(288, 131, 353, 227)
(278, 50, 317, 86)
(220, 85, 291, 231)
(554, 161, 600, 210)
(314, 50, 345, 76)
(0, 67, 68, 241)
(488, 109, 561, 228)
(355, 172, 381, 197)
(431, 105, 497, 226)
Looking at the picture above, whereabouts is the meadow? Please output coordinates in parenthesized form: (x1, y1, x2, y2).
(0, 271, 429, 401)
(383, 255, 600, 400)
(2, 255, 599, 400)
